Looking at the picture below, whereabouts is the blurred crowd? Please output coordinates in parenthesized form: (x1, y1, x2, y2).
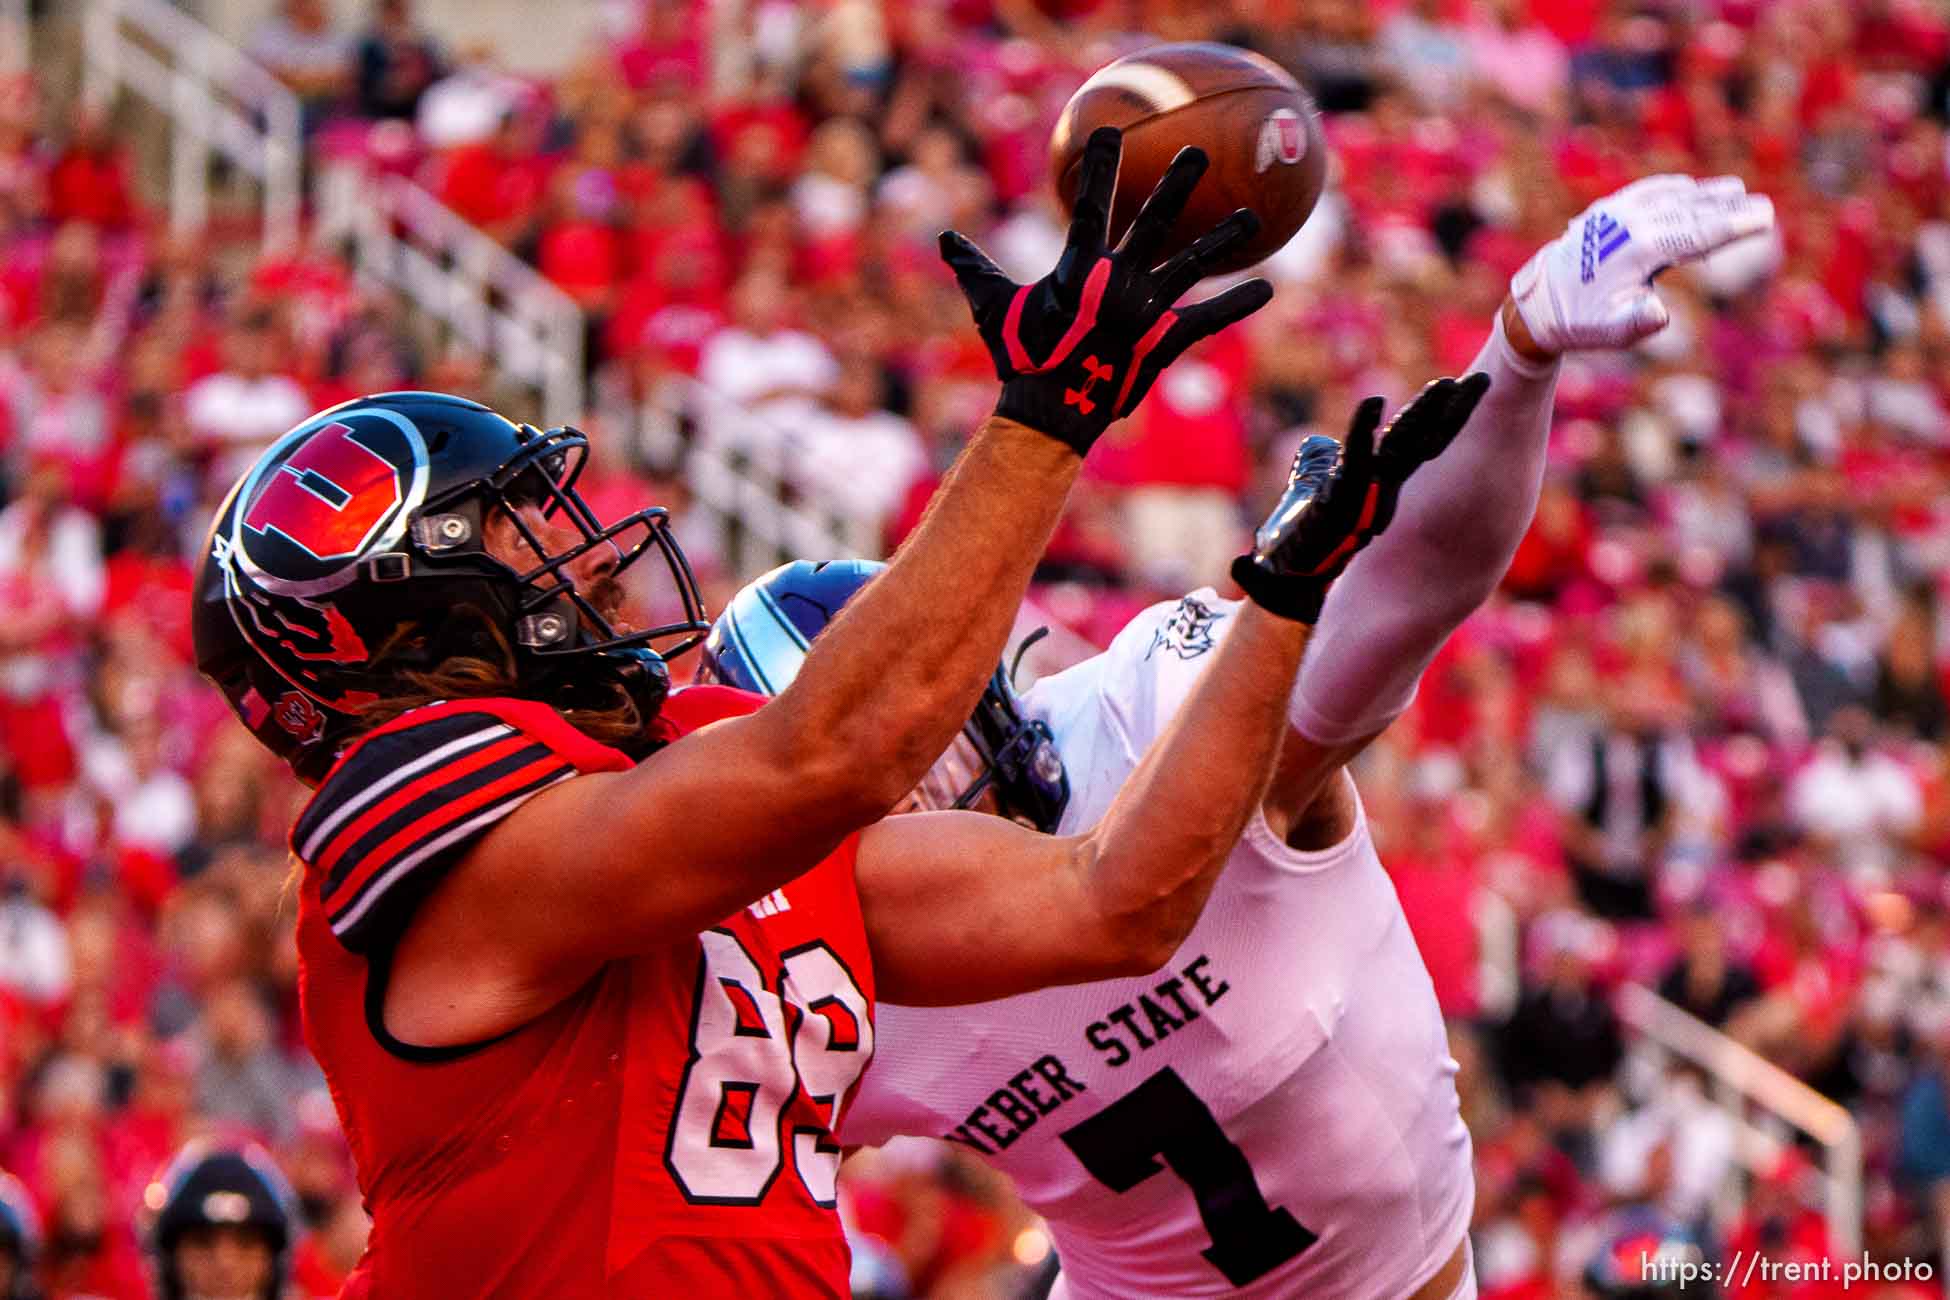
(4, 0, 1950, 1295)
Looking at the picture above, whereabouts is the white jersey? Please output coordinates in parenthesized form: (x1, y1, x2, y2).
(842, 592, 1473, 1299)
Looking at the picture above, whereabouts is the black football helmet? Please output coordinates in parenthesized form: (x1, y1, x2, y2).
(146, 1143, 297, 1300)
(193, 392, 709, 782)
(698, 560, 1070, 832)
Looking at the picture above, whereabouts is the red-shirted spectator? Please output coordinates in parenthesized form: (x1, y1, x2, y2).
(44, 108, 135, 232)
(1384, 760, 1486, 1016)
(1086, 329, 1252, 591)
(0, 460, 100, 794)
(615, 0, 705, 93)
(432, 105, 553, 244)
(1721, 1152, 1846, 1299)
(536, 117, 633, 312)
(605, 225, 728, 376)
(0, 323, 120, 510)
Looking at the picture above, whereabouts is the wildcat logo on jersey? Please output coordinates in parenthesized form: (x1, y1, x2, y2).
(1254, 109, 1307, 174)
(1580, 212, 1630, 283)
(231, 408, 429, 595)
(1147, 596, 1226, 661)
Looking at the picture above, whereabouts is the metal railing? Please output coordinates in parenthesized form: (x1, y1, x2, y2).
(313, 162, 585, 430)
(1617, 983, 1863, 1257)
(602, 374, 881, 580)
(82, 0, 301, 253)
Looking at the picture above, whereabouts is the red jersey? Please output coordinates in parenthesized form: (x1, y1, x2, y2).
(293, 688, 875, 1297)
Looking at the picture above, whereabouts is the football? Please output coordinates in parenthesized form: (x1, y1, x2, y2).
(1050, 42, 1328, 276)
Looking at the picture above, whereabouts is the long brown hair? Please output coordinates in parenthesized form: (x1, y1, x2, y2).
(356, 606, 651, 751)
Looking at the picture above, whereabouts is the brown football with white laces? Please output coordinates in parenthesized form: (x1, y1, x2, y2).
(1050, 42, 1328, 276)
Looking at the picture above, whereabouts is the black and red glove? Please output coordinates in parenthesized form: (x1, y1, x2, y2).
(1231, 373, 1491, 623)
(940, 126, 1275, 456)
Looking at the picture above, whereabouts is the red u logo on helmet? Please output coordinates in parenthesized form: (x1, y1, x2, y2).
(242, 422, 402, 561)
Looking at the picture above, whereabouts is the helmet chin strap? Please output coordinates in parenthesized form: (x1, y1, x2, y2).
(951, 767, 997, 812)
(1009, 625, 1051, 687)
(898, 732, 989, 815)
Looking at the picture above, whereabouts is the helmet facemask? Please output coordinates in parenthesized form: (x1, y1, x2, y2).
(461, 425, 708, 662)
(430, 425, 707, 727)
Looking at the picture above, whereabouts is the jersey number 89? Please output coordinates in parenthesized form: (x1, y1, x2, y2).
(665, 931, 871, 1207)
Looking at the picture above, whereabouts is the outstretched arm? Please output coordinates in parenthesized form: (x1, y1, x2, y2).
(1286, 308, 1556, 752)
(857, 389, 1471, 1005)
(1265, 175, 1776, 844)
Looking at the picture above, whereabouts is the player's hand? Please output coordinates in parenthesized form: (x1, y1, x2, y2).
(1231, 374, 1491, 623)
(939, 126, 1275, 456)
(1509, 174, 1774, 357)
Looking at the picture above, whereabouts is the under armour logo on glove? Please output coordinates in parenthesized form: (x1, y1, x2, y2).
(1065, 356, 1116, 413)
(939, 126, 1275, 456)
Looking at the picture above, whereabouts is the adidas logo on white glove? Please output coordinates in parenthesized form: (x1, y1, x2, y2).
(1579, 211, 1631, 283)
(1511, 174, 1775, 354)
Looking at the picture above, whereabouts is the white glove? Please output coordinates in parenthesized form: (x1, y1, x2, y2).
(1509, 174, 1775, 354)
